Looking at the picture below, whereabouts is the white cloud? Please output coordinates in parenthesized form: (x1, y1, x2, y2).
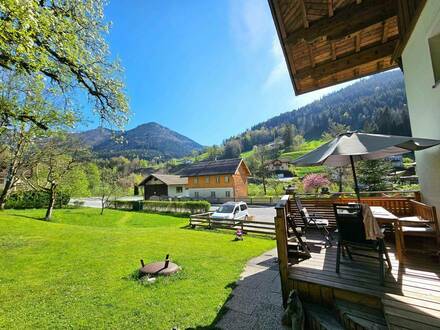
(229, 0, 271, 51)
(263, 36, 289, 89)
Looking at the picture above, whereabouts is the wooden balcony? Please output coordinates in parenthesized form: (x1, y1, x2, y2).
(274, 194, 440, 329)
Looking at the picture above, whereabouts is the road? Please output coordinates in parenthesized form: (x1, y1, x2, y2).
(72, 197, 276, 223)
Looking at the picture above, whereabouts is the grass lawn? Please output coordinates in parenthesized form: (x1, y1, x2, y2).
(0, 208, 275, 329)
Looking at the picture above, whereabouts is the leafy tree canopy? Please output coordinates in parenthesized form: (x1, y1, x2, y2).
(0, 0, 129, 128)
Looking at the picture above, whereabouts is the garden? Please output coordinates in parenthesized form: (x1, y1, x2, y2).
(0, 208, 274, 329)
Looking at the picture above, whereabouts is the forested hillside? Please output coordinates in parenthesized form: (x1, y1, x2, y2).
(225, 70, 409, 153)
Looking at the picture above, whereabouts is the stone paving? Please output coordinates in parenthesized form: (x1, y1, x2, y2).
(215, 248, 290, 330)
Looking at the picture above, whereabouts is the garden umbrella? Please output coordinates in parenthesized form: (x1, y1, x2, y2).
(292, 132, 440, 201)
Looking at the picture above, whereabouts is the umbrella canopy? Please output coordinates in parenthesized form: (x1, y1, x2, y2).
(293, 132, 440, 167)
(293, 132, 440, 200)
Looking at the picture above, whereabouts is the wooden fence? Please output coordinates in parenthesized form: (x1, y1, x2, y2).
(289, 196, 417, 228)
(189, 212, 276, 235)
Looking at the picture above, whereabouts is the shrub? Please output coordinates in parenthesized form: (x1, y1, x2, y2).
(5, 191, 70, 209)
(112, 200, 211, 214)
(302, 174, 330, 193)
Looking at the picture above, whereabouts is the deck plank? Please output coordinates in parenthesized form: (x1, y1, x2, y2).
(287, 233, 440, 329)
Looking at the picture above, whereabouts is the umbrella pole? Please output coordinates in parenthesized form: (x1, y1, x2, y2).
(350, 155, 361, 202)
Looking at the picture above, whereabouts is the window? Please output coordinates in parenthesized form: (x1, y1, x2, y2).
(216, 176, 220, 183)
(240, 204, 247, 211)
(194, 191, 199, 198)
(225, 191, 231, 198)
(205, 176, 210, 183)
(211, 191, 216, 197)
(194, 176, 199, 184)
(224, 175, 230, 183)
(176, 186, 183, 193)
(429, 33, 440, 87)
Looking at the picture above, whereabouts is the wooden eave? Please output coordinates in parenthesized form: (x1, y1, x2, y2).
(268, 0, 426, 95)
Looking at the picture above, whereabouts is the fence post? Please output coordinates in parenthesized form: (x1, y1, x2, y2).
(208, 214, 211, 229)
(241, 219, 244, 232)
(275, 195, 290, 308)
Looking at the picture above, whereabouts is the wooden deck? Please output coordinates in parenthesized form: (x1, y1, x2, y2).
(287, 234, 440, 329)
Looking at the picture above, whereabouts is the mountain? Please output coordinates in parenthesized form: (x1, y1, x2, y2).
(225, 70, 410, 151)
(76, 122, 203, 159)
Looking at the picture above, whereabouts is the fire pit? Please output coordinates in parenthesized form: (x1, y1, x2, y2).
(139, 254, 180, 278)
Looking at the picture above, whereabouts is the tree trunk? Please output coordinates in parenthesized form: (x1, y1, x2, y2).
(45, 185, 57, 221)
(0, 175, 15, 210)
(100, 196, 105, 215)
(262, 177, 267, 195)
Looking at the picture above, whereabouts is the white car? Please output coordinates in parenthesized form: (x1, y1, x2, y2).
(211, 201, 249, 221)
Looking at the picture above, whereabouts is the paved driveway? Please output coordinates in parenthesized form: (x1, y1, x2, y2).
(73, 197, 276, 223)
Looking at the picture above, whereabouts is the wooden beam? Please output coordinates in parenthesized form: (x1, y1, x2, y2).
(286, 0, 397, 45)
(328, 0, 334, 17)
(393, 0, 427, 61)
(382, 20, 389, 43)
(295, 38, 398, 80)
(355, 32, 361, 52)
(330, 41, 336, 60)
(299, 0, 309, 28)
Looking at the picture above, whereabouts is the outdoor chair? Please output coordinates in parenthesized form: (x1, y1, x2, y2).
(333, 203, 392, 284)
(286, 213, 311, 260)
(398, 200, 439, 259)
(295, 196, 333, 247)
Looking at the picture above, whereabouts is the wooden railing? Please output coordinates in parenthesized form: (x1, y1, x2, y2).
(189, 212, 275, 235)
(289, 196, 416, 228)
(274, 195, 290, 308)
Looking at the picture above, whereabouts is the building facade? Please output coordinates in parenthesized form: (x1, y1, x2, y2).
(401, 0, 440, 219)
(138, 174, 188, 200)
(179, 158, 251, 199)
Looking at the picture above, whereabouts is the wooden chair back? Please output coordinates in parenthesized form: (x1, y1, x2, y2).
(333, 203, 367, 244)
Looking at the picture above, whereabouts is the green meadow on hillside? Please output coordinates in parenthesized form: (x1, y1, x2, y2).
(0, 208, 274, 329)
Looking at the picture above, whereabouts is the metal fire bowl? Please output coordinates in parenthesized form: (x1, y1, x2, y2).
(139, 261, 180, 277)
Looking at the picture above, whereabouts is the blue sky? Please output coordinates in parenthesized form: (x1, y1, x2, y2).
(81, 0, 352, 145)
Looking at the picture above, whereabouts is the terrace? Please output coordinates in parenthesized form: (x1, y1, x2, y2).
(274, 194, 440, 328)
(268, 1, 440, 328)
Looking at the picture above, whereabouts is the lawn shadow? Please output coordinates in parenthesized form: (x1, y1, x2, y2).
(7, 213, 45, 221)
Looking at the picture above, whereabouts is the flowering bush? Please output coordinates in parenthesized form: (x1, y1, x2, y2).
(302, 174, 330, 193)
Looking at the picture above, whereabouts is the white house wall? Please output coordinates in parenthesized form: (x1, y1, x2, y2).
(188, 188, 234, 199)
(167, 185, 189, 197)
(402, 0, 440, 218)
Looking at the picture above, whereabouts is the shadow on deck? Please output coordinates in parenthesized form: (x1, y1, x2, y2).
(287, 231, 440, 329)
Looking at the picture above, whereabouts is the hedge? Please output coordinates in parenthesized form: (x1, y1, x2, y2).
(5, 191, 70, 209)
(112, 200, 210, 214)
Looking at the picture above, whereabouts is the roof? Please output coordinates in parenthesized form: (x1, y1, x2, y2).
(178, 158, 251, 177)
(138, 174, 188, 186)
(268, 0, 427, 95)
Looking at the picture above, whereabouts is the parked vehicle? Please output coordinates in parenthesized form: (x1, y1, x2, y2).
(211, 201, 249, 221)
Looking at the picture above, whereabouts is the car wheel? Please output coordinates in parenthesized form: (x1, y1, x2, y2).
(244, 215, 248, 221)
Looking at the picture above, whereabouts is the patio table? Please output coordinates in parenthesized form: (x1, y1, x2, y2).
(370, 206, 402, 260)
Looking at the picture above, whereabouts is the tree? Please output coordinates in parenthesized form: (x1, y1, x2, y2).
(321, 121, 350, 141)
(0, 73, 76, 209)
(292, 134, 305, 151)
(282, 124, 293, 149)
(248, 146, 272, 195)
(223, 140, 242, 159)
(357, 160, 393, 191)
(24, 137, 89, 220)
(302, 174, 330, 194)
(98, 167, 122, 215)
(0, 0, 128, 129)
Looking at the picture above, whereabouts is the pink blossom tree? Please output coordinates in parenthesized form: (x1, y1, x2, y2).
(302, 174, 330, 194)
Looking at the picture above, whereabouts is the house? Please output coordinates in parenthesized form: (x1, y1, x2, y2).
(266, 159, 294, 178)
(269, 0, 440, 218)
(178, 158, 251, 199)
(138, 174, 188, 200)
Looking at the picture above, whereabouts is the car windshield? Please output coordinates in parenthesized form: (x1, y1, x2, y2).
(217, 204, 235, 213)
